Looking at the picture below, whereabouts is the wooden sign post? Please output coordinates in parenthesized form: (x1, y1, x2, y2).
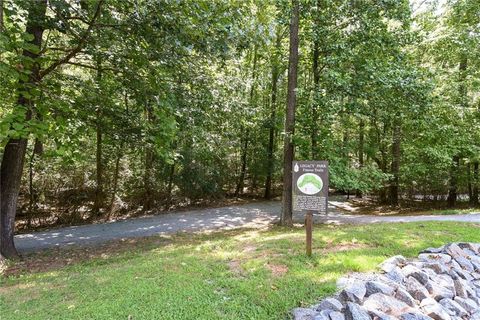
(292, 161, 329, 257)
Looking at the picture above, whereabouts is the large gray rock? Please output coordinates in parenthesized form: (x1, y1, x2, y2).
(340, 282, 367, 304)
(399, 312, 434, 320)
(328, 311, 345, 320)
(438, 298, 467, 317)
(444, 244, 468, 260)
(420, 298, 451, 320)
(293, 308, 318, 320)
(317, 298, 344, 312)
(453, 296, 478, 313)
(345, 302, 371, 320)
(418, 253, 452, 265)
(363, 293, 410, 315)
(365, 281, 395, 297)
(380, 256, 407, 273)
(423, 262, 448, 275)
(367, 309, 396, 320)
(453, 257, 474, 272)
(395, 287, 417, 307)
(384, 266, 405, 284)
(405, 276, 430, 301)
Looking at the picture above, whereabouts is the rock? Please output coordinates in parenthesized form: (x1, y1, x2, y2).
(426, 278, 454, 301)
(470, 311, 480, 320)
(329, 311, 345, 320)
(380, 256, 407, 273)
(419, 253, 452, 265)
(411, 271, 430, 285)
(402, 265, 423, 277)
(453, 296, 478, 313)
(395, 287, 417, 307)
(365, 281, 395, 297)
(405, 276, 430, 301)
(420, 298, 451, 320)
(420, 246, 445, 254)
(453, 279, 468, 298)
(345, 302, 371, 320)
(340, 282, 367, 304)
(290, 243, 480, 320)
(315, 310, 334, 320)
(399, 312, 434, 320)
(385, 266, 405, 284)
(318, 298, 344, 312)
(423, 263, 448, 275)
(293, 308, 318, 320)
(453, 257, 474, 272)
(367, 309, 396, 320)
(438, 299, 467, 317)
(314, 314, 330, 320)
(457, 242, 480, 254)
(444, 244, 468, 259)
(363, 293, 410, 315)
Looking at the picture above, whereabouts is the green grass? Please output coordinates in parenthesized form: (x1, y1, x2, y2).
(417, 208, 480, 215)
(1, 222, 480, 320)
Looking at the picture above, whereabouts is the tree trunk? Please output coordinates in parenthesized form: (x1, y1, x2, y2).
(235, 47, 258, 197)
(144, 104, 155, 211)
(356, 118, 364, 198)
(473, 161, 479, 206)
(468, 163, 473, 203)
(0, 0, 47, 259)
(264, 30, 282, 200)
(92, 107, 104, 215)
(281, 0, 299, 226)
(235, 130, 249, 196)
(447, 155, 460, 208)
(389, 116, 401, 206)
(108, 146, 122, 217)
(166, 162, 175, 209)
(311, 0, 322, 159)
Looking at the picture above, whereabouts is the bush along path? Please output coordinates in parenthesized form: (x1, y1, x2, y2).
(293, 243, 480, 320)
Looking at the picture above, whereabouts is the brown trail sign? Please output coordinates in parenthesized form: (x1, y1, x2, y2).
(292, 161, 329, 256)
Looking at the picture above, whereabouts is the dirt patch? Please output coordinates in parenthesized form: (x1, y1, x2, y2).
(321, 241, 370, 253)
(265, 263, 288, 277)
(228, 260, 246, 277)
(2, 236, 173, 277)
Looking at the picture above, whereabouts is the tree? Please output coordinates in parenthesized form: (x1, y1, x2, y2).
(281, 0, 299, 226)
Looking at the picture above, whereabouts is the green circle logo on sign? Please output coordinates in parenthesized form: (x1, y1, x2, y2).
(297, 173, 323, 195)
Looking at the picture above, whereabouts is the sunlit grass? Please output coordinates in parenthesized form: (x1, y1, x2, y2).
(1, 222, 480, 320)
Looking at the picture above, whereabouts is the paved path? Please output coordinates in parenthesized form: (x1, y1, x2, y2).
(15, 201, 480, 253)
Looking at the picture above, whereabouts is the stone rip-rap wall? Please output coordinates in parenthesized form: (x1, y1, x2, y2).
(292, 243, 480, 320)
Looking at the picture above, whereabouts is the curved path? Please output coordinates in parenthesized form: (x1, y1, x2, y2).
(15, 201, 480, 253)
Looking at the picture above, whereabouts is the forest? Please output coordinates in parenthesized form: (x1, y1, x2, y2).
(0, 0, 479, 259)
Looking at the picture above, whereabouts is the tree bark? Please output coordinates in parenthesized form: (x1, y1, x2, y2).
(356, 118, 364, 198)
(235, 47, 258, 197)
(472, 161, 479, 206)
(311, 0, 321, 159)
(108, 145, 122, 217)
(144, 104, 155, 211)
(281, 0, 299, 226)
(166, 162, 175, 209)
(235, 130, 249, 196)
(468, 163, 473, 203)
(447, 155, 460, 208)
(389, 116, 401, 206)
(0, 0, 47, 259)
(264, 29, 282, 200)
(92, 107, 104, 215)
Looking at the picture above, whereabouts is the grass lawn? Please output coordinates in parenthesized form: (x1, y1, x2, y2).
(2, 222, 480, 320)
